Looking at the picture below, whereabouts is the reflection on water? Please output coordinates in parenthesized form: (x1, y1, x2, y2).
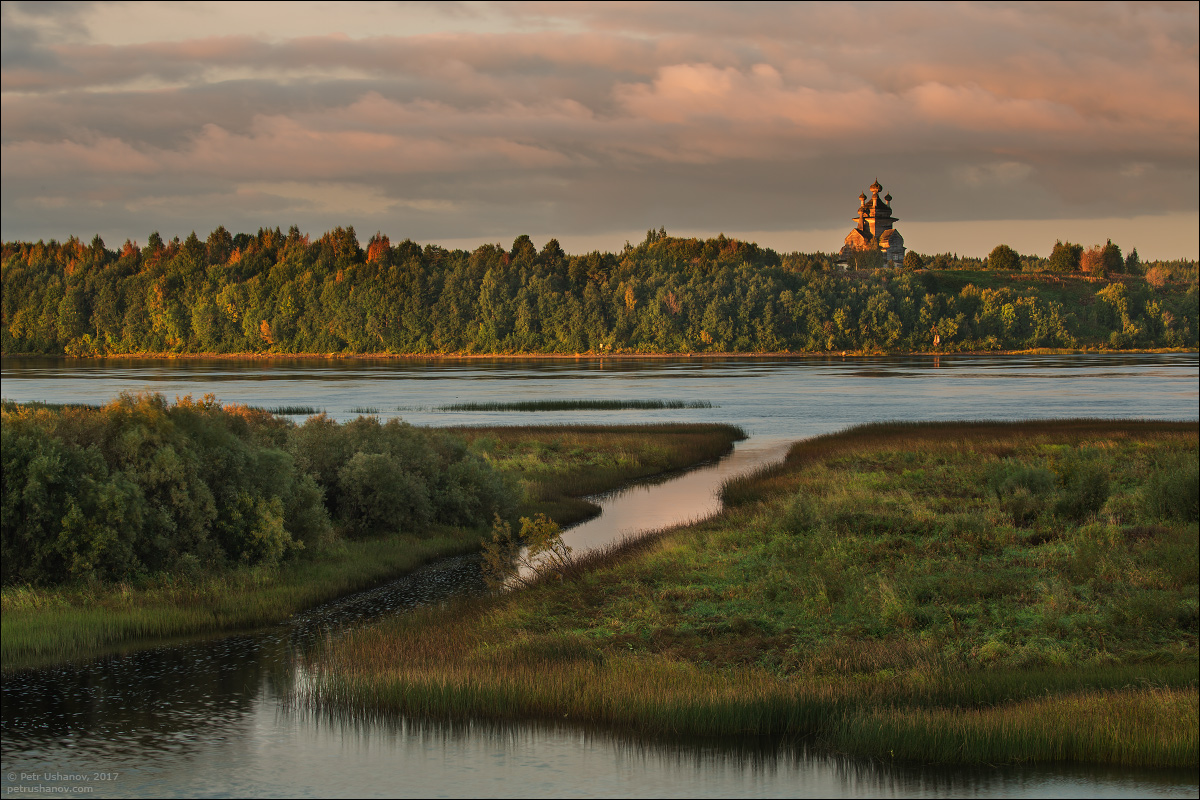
(563, 438, 790, 552)
(3, 355, 1198, 798)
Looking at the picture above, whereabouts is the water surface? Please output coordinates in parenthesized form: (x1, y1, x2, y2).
(2, 355, 1197, 798)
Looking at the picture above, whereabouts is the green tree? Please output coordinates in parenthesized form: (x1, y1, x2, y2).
(845, 247, 885, 271)
(986, 244, 1021, 271)
(1101, 239, 1123, 274)
(1125, 247, 1142, 274)
(1048, 240, 1083, 272)
(206, 226, 234, 266)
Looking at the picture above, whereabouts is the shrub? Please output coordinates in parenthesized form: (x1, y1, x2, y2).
(337, 452, 432, 537)
(1145, 459, 1200, 522)
(988, 462, 1056, 498)
(2, 396, 516, 586)
(1054, 461, 1111, 521)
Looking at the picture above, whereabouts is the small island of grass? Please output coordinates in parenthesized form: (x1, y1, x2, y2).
(312, 419, 1198, 768)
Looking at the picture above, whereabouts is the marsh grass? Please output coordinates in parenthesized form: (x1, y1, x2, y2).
(348, 406, 381, 414)
(438, 400, 713, 412)
(1, 399, 100, 411)
(265, 405, 323, 415)
(830, 686, 1198, 767)
(313, 419, 1199, 766)
(313, 604, 1196, 761)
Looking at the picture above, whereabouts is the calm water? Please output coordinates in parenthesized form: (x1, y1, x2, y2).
(2, 354, 1197, 798)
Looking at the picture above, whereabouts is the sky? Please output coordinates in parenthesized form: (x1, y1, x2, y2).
(1, 1, 1197, 258)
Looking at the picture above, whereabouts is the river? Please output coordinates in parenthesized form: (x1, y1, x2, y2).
(2, 354, 1197, 798)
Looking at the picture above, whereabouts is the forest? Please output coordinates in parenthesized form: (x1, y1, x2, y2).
(2, 227, 1197, 356)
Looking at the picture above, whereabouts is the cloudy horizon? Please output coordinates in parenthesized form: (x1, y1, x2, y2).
(2, 0, 1197, 258)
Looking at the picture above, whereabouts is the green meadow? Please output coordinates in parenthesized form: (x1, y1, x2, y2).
(313, 419, 1198, 767)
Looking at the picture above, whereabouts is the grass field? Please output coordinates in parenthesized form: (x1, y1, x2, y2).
(1, 423, 743, 669)
(312, 419, 1198, 766)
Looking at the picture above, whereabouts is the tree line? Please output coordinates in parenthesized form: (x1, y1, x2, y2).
(2, 226, 1196, 356)
(1, 395, 515, 586)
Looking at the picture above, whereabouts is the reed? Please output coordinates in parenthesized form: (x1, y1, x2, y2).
(830, 686, 1199, 767)
(311, 605, 1197, 763)
(437, 400, 713, 412)
(265, 404, 322, 415)
(348, 406, 381, 414)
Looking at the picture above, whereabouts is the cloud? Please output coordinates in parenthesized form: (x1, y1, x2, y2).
(953, 161, 1035, 188)
(1, 1, 1196, 254)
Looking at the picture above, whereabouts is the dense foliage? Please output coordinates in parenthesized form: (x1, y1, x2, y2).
(2, 228, 1196, 356)
(0, 395, 515, 586)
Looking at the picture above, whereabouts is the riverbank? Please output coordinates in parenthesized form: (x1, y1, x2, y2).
(312, 419, 1199, 767)
(1, 422, 744, 669)
(3, 346, 1196, 361)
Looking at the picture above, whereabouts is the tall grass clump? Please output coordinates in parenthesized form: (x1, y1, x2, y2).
(1145, 456, 1200, 522)
(266, 405, 322, 415)
(438, 400, 713, 412)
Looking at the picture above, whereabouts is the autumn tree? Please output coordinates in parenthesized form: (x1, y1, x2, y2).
(1080, 245, 1106, 276)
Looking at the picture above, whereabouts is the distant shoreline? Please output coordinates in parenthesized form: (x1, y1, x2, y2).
(2, 347, 1196, 362)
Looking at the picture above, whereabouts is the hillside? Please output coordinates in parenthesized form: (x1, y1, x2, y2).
(3, 229, 1196, 356)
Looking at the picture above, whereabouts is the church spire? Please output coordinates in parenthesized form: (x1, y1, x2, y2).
(840, 180, 906, 268)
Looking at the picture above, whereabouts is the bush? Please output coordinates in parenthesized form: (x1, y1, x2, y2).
(1, 396, 516, 586)
(1002, 488, 1045, 527)
(1054, 461, 1111, 521)
(1145, 460, 1200, 522)
(988, 462, 1055, 498)
(337, 452, 433, 537)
